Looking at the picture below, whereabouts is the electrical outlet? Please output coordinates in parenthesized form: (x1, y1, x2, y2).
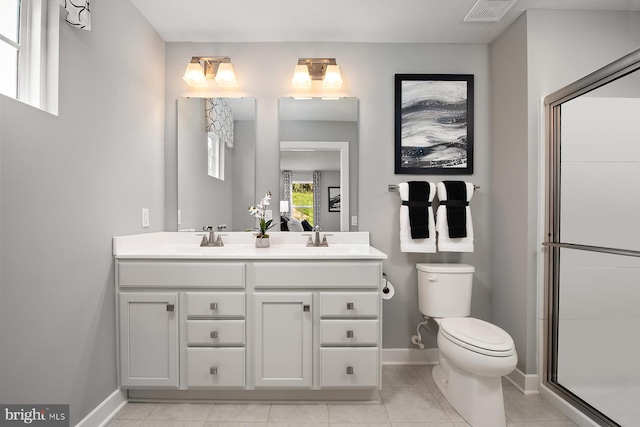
(351, 215, 358, 226)
(178, 210, 182, 225)
(141, 208, 150, 228)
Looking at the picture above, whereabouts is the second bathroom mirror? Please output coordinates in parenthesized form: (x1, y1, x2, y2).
(278, 97, 359, 232)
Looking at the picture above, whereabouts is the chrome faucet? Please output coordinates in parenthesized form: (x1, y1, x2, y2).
(304, 225, 330, 247)
(200, 225, 226, 247)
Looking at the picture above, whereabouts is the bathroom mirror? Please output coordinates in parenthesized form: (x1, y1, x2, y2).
(177, 97, 256, 231)
(279, 97, 358, 232)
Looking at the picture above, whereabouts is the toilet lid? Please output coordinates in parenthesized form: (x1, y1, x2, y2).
(439, 317, 515, 357)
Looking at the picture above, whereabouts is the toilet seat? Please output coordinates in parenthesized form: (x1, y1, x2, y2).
(439, 317, 515, 357)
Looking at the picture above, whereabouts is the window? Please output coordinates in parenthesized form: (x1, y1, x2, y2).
(207, 132, 225, 180)
(0, 0, 57, 112)
(0, 0, 24, 98)
(291, 182, 314, 226)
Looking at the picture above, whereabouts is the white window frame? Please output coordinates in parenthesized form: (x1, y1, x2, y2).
(207, 132, 225, 181)
(1, 0, 58, 113)
(291, 180, 314, 225)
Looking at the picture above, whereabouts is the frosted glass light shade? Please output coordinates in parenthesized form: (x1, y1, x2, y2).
(214, 62, 238, 87)
(323, 64, 343, 89)
(183, 61, 208, 87)
(292, 64, 312, 89)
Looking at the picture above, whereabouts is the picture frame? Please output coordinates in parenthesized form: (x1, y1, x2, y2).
(394, 74, 474, 175)
(328, 187, 341, 212)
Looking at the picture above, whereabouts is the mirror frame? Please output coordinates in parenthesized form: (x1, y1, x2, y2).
(280, 141, 350, 231)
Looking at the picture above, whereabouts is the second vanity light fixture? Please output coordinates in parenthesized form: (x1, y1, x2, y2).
(292, 58, 343, 89)
(183, 56, 238, 88)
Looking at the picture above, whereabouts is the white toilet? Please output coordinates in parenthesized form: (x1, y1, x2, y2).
(417, 263, 517, 427)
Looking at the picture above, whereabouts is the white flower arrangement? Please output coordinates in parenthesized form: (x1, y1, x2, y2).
(248, 191, 276, 238)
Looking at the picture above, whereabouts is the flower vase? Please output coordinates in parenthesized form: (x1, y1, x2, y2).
(255, 237, 270, 248)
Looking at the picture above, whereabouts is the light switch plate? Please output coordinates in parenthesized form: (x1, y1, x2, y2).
(351, 215, 358, 226)
(265, 210, 273, 221)
(177, 210, 182, 226)
(141, 208, 150, 228)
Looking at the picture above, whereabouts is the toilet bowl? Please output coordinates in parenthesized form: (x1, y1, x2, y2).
(416, 263, 517, 427)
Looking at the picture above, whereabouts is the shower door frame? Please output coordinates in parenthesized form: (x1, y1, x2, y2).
(543, 48, 640, 427)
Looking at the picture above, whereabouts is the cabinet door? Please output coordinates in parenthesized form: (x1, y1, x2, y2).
(253, 293, 312, 388)
(119, 293, 178, 388)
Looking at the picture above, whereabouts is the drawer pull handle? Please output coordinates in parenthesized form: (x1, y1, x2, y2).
(166, 304, 174, 312)
(210, 367, 218, 375)
(210, 331, 218, 339)
(346, 302, 354, 310)
(210, 302, 218, 310)
(346, 330, 354, 338)
(346, 366, 354, 375)
(303, 304, 310, 312)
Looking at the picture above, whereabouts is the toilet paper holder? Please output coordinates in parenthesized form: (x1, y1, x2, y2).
(382, 273, 390, 295)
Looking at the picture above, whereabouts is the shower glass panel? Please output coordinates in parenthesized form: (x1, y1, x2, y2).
(545, 48, 640, 427)
(557, 248, 640, 426)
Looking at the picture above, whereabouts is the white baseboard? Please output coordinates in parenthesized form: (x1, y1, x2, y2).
(75, 389, 127, 427)
(382, 349, 539, 396)
(382, 348, 439, 365)
(504, 368, 539, 395)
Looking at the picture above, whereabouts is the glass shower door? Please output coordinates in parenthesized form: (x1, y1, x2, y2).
(545, 49, 640, 427)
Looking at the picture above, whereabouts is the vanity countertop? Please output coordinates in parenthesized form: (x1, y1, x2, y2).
(113, 232, 387, 260)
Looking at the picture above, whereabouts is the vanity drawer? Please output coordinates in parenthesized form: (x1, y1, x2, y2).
(320, 320, 379, 346)
(320, 292, 379, 318)
(186, 292, 245, 318)
(118, 261, 245, 288)
(187, 320, 245, 346)
(253, 262, 380, 288)
(186, 348, 245, 388)
(320, 348, 378, 388)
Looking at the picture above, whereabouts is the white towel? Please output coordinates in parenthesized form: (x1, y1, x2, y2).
(399, 182, 436, 253)
(436, 182, 474, 252)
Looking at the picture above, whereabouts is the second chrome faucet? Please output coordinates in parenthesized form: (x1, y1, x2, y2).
(200, 225, 226, 247)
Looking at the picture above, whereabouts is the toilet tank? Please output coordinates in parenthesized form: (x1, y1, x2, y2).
(416, 263, 475, 318)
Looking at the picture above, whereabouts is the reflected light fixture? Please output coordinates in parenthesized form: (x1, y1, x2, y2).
(292, 58, 343, 89)
(183, 56, 238, 88)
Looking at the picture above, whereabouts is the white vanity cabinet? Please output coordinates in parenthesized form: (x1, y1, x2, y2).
(119, 292, 178, 387)
(113, 232, 387, 400)
(253, 293, 312, 388)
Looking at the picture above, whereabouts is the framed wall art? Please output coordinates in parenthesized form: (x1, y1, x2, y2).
(328, 187, 340, 212)
(394, 74, 474, 175)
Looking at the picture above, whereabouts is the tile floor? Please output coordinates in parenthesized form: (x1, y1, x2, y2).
(108, 365, 578, 427)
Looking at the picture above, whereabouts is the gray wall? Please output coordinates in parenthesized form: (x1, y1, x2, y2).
(0, 0, 165, 424)
(490, 9, 640, 375)
(164, 43, 493, 351)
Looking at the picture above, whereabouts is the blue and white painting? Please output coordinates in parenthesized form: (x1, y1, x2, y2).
(396, 76, 473, 174)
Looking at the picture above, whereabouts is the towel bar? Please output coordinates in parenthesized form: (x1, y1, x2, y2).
(388, 184, 479, 192)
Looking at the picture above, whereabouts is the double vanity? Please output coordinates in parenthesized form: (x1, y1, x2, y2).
(113, 231, 387, 401)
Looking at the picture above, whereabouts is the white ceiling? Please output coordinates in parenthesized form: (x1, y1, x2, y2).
(129, 0, 640, 44)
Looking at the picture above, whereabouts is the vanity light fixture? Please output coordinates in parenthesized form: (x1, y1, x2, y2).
(183, 56, 239, 88)
(292, 58, 343, 89)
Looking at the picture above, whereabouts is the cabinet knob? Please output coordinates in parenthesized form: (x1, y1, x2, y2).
(210, 302, 218, 310)
(346, 302, 354, 310)
(303, 304, 310, 312)
(210, 331, 218, 339)
(346, 330, 354, 338)
(166, 304, 175, 312)
(346, 366, 354, 375)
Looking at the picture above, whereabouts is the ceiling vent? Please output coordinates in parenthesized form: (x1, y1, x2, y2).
(464, 0, 518, 22)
